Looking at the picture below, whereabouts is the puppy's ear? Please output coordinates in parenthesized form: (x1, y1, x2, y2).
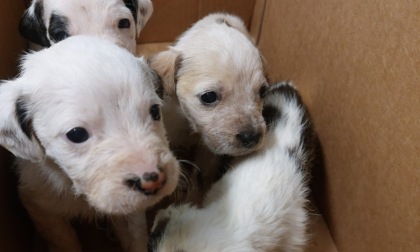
(139, 57, 164, 99)
(149, 49, 183, 96)
(137, 0, 153, 35)
(0, 81, 44, 162)
(124, 0, 153, 37)
(19, 0, 51, 47)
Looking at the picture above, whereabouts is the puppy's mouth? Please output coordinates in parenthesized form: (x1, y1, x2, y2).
(204, 133, 265, 156)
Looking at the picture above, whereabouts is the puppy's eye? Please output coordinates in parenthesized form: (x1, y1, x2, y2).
(200, 92, 219, 105)
(51, 31, 69, 43)
(66, 127, 89, 143)
(259, 85, 268, 99)
(118, 18, 131, 29)
(150, 104, 161, 121)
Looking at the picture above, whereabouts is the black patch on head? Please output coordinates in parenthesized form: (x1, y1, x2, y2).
(148, 217, 170, 252)
(216, 18, 232, 28)
(123, 0, 138, 23)
(19, 1, 51, 47)
(15, 96, 33, 139)
(48, 13, 69, 43)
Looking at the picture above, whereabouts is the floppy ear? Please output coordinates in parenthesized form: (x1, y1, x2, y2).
(0, 81, 44, 162)
(137, 56, 164, 99)
(123, 0, 153, 37)
(149, 49, 182, 96)
(19, 0, 51, 47)
(136, 0, 153, 35)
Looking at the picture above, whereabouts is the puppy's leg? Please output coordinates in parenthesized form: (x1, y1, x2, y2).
(112, 213, 148, 252)
(20, 196, 82, 252)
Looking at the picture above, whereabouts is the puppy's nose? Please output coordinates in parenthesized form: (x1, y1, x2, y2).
(236, 130, 261, 148)
(124, 170, 167, 195)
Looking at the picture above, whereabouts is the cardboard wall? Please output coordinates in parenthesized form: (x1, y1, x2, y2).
(138, 0, 256, 43)
(258, 0, 419, 251)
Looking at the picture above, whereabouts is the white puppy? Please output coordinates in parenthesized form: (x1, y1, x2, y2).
(0, 36, 179, 252)
(151, 13, 267, 157)
(19, 0, 153, 52)
(150, 13, 268, 203)
(148, 82, 316, 252)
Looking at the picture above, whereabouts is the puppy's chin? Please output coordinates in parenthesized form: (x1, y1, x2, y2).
(85, 179, 178, 215)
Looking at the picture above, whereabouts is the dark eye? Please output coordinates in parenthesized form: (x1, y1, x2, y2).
(51, 31, 69, 43)
(200, 91, 219, 105)
(118, 18, 131, 29)
(150, 104, 160, 121)
(66, 127, 89, 143)
(259, 85, 268, 99)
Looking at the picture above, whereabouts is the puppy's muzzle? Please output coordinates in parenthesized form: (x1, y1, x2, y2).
(124, 169, 167, 195)
(236, 130, 262, 148)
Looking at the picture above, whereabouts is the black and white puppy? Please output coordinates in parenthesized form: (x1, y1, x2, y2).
(19, 0, 153, 52)
(148, 82, 317, 252)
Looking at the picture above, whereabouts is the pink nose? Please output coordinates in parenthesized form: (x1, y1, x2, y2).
(124, 171, 167, 195)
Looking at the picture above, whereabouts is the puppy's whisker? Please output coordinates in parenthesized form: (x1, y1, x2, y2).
(178, 159, 201, 172)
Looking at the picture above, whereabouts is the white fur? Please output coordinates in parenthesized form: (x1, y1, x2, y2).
(150, 82, 310, 252)
(23, 0, 153, 52)
(0, 36, 179, 252)
(151, 13, 267, 157)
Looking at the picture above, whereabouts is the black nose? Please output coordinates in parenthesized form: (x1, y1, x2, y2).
(124, 176, 143, 192)
(124, 171, 166, 196)
(236, 130, 261, 148)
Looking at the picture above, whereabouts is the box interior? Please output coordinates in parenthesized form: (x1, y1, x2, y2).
(1, 0, 418, 251)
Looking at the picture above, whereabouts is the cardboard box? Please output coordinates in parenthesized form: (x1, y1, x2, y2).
(0, 0, 418, 251)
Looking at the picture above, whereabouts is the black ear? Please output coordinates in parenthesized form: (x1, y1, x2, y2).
(19, 1, 51, 47)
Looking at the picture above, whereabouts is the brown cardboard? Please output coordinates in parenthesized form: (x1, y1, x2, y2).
(138, 0, 256, 43)
(258, 0, 420, 251)
(0, 1, 27, 79)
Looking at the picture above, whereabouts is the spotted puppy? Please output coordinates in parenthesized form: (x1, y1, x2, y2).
(148, 82, 316, 252)
(0, 36, 179, 252)
(19, 0, 153, 52)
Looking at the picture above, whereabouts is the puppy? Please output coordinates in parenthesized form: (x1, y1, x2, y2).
(150, 13, 268, 203)
(151, 13, 267, 157)
(148, 82, 316, 252)
(19, 0, 153, 52)
(0, 36, 179, 252)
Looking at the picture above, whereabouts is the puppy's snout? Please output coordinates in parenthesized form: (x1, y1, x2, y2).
(236, 130, 261, 148)
(124, 170, 167, 196)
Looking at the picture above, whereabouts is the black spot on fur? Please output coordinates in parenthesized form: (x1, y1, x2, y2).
(148, 217, 170, 252)
(48, 13, 69, 43)
(15, 96, 33, 139)
(266, 82, 318, 176)
(262, 105, 281, 130)
(19, 1, 51, 47)
(123, 0, 138, 23)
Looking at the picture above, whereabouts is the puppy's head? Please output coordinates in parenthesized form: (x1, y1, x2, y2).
(19, 0, 153, 52)
(151, 14, 267, 156)
(0, 36, 179, 215)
